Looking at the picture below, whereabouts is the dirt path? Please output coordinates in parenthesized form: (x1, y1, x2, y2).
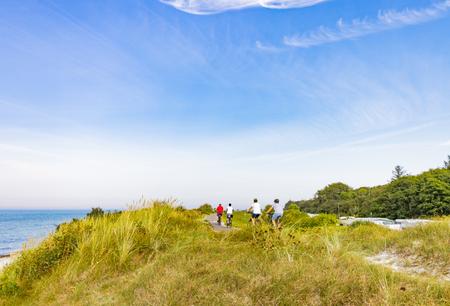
(205, 214, 233, 232)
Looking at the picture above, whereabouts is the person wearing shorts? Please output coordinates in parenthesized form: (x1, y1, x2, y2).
(250, 198, 262, 225)
(226, 203, 233, 219)
(270, 199, 283, 228)
(226, 203, 233, 227)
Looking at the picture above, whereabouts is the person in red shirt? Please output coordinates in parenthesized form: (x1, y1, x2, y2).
(216, 203, 224, 225)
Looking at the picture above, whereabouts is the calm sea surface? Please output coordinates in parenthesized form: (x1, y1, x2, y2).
(0, 210, 88, 256)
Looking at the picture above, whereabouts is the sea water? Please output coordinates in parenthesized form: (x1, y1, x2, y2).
(0, 210, 88, 256)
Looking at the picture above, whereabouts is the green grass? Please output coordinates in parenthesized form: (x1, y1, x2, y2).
(1, 202, 449, 305)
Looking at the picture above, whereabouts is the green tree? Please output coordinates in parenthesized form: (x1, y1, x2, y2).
(375, 176, 419, 219)
(316, 183, 352, 216)
(87, 207, 104, 218)
(444, 155, 450, 169)
(316, 183, 352, 202)
(392, 165, 407, 181)
(282, 204, 309, 226)
(197, 203, 214, 215)
(290, 167, 449, 219)
(417, 176, 450, 216)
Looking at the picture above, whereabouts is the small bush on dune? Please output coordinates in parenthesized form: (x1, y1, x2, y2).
(86, 207, 105, 219)
(282, 206, 337, 229)
(281, 205, 309, 225)
(303, 214, 338, 227)
(195, 203, 214, 215)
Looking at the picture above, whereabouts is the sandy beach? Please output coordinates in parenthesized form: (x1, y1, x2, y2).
(0, 255, 13, 271)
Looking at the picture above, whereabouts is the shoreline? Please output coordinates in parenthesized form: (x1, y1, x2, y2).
(0, 252, 20, 272)
(0, 255, 12, 271)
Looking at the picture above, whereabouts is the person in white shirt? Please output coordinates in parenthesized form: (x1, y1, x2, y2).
(249, 198, 262, 225)
(226, 203, 233, 227)
(268, 198, 283, 228)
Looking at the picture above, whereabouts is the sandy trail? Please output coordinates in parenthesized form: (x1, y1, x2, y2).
(205, 214, 233, 232)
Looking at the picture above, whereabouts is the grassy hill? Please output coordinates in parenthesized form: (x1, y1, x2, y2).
(1, 202, 449, 305)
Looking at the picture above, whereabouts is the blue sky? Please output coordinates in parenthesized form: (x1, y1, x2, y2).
(1, 0, 450, 209)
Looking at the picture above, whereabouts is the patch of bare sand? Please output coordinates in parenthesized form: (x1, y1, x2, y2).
(0, 256, 12, 271)
(367, 251, 449, 282)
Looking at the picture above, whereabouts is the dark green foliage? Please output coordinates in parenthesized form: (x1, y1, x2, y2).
(288, 182, 353, 216)
(263, 204, 272, 212)
(282, 205, 337, 228)
(392, 165, 407, 181)
(196, 203, 214, 215)
(87, 207, 104, 218)
(282, 204, 309, 225)
(316, 182, 353, 203)
(175, 205, 186, 212)
(291, 168, 450, 219)
(292, 214, 337, 228)
(444, 155, 450, 169)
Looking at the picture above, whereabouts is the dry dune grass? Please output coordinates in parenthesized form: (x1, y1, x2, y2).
(1, 203, 449, 305)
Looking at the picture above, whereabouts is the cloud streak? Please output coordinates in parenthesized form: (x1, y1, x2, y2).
(255, 40, 284, 52)
(284, 0, 450, 48)
(159, 0, 328, 15)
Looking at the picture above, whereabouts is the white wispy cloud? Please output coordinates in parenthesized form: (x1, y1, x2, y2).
(159, 0, 328, 15)
(284, 0, 450, 48)
(255, 40, 284, 52)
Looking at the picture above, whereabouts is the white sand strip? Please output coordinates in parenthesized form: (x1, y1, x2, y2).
(0, 256, 13, 271)
(367, 251, 450, 281)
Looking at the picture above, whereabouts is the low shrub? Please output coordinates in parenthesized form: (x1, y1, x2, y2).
(282, 208, 337, 228)
(87, 207, 105, 218)
(196, 203, 214, 215)
(306, 214, 338, 227)
(282, 205, 309, 226)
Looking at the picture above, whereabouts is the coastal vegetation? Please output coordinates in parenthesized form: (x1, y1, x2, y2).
(288, 166, 450, 219)
(0, 201, 449, 305)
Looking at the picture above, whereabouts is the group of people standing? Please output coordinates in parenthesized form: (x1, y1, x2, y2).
(215, 198, 284, 228)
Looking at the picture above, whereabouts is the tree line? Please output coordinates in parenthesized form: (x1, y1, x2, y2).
(287, 156, 450, 219)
